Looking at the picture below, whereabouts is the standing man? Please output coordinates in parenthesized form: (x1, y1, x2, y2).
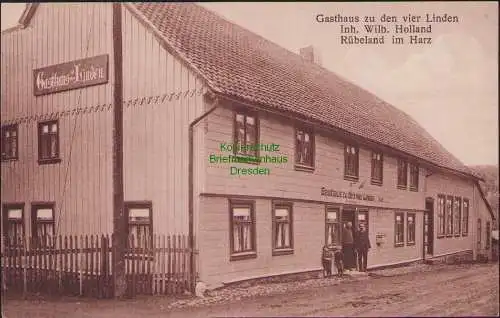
(342, 222, 355, 272)
(355, 223, 371, 272)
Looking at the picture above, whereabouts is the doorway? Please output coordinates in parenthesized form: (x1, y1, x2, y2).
(424, 199, 434, 257)
(342, 208, 369, 233)
(342, 208, 356, 229)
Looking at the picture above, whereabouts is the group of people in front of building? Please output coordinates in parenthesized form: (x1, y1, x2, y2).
(322, 221, 371, 277)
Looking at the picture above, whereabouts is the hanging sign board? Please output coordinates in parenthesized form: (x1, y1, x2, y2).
(33, 54, 109, 96)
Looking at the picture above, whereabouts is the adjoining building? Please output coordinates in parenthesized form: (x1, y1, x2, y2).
(1, 3, 495, 289)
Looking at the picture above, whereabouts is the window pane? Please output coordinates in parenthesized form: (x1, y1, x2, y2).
(8, 209, 22, 219)
(446, 197, 452, 235)
(129, 208, 150, 222)
(243, 224, 251, 250)
(275, 208, 289, 219)
(238, 128, 245, 144)
(51, 123, 57, 133)
(37, 208, 54, 220)
(246, 116, 255, 126)
(297, 130, 303, 141)
(235, 114, 245, 147)
(327, 211, 337, 221)
(50, 135, 58, 157)
(284, 223, 290, 246)
(233, 225, 241, 252)
(42, 125, 49, 133)
(233, 207, 250, 218)
(236, 114, 244, 124)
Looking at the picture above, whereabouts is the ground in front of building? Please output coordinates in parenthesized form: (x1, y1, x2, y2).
(2, 263, 499, 318)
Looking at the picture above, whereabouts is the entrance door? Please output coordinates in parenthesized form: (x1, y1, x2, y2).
(342, 208, 356, 229)
(424, 199, 434, 256)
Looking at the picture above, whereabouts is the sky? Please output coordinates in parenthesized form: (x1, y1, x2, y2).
(1, 2, 498, 166)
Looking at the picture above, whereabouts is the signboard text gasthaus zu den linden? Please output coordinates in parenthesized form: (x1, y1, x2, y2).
(33, 54, 109, 96)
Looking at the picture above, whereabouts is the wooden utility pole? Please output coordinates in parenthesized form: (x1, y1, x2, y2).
(112, 2, 126, 298)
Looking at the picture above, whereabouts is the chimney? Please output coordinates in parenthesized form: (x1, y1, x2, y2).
(299, 45, 322, 66)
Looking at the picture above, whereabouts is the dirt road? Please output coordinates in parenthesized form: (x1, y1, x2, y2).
(3, 263, 499, 317)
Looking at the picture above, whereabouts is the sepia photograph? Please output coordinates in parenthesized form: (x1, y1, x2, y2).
(1, 2, 498, 317)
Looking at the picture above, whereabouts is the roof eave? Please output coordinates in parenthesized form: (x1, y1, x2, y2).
(1, 25, 21, 35)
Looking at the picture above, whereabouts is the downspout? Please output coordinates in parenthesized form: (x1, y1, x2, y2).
(188, 93, 218, 293)
(473, 182, 477, 260)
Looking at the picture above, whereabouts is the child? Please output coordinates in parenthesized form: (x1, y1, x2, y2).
(321, 244, 334, 277)
(332, 247, 344, 277)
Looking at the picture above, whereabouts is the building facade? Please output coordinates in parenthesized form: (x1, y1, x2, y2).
(1, 3, 495, 289)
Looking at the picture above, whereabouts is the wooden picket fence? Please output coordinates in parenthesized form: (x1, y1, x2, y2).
(1, 234, 196, 298)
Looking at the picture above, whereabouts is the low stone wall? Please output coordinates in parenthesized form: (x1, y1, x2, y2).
(218, 270, 323, 290)
(425, 250, 474, 265)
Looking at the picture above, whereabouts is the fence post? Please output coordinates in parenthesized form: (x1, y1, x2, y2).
(79, 235, 83, 296)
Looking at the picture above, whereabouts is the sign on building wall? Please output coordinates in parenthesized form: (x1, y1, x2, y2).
(320, 187, 384, 202)
(33, 54, 109, 96)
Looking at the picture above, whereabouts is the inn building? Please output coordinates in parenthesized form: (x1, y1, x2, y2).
(1, 3, 495, 289)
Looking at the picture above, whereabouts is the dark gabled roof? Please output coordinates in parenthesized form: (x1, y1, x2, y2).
(129, 3, 475, 178)
(15, 2, 475, 179)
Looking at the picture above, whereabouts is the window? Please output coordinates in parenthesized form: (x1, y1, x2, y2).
(397, 159, 408, 189)
(1, 124, 18, 161)
(371, 152, 383, 184)
(437, 195, 445, 237)
(31, 203, 55, 240)
(38, 120, 60, 164)
(409, 164, 419, 191)
(395, 212, 404, 247)
(486, 221, 490, 250)
(229, 200, 256, 260)
(462, 199, 469, 236)
(446, 196, 453, 237)
(325, 207, 340, 246)
(125, 202, 152, 247)
(344, 144, 359, 180)
(295, 127, 314, 169)
(234, 111, 258, 158)
(357, 210, 369, 231)
(453, 197, 461, 237)
(272, 203, 293, 255)
(2, 204, 24, 247)
(407, 213, 416, 245)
